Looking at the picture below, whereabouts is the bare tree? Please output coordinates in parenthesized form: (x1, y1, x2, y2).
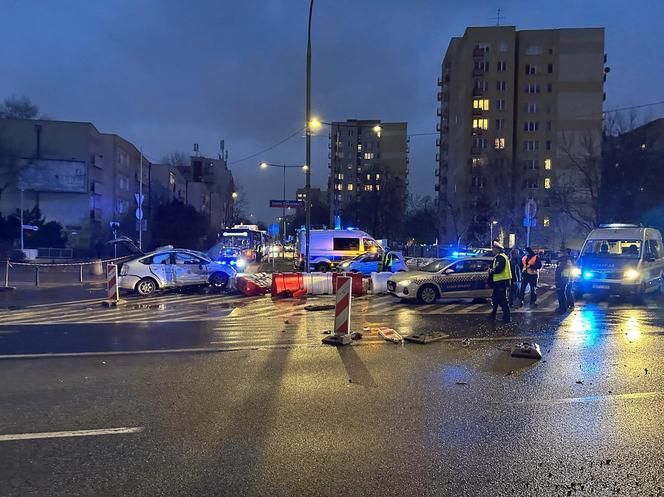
(444, 198, 470, 248)
(0, 129, 19, 204)
(550, 132, 602, 232)
(0, 96, 39, 120)
(161, 151, 189, 168)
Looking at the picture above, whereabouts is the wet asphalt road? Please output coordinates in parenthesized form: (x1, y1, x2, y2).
(0, 290, 663, 496)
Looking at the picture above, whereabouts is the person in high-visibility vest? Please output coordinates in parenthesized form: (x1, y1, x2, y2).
(518, 247, 542, 306)
(488, 241, 512, 323)
(380, 249, 394, 272)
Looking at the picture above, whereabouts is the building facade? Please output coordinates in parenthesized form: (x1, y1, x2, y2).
(436, 26, 606, 248)
(0, 118, 149, 249)
(328, 119, 408, 237)
(0, 119, 237, 250)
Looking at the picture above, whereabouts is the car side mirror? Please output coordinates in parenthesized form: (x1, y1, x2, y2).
(444, 269, 453, 274)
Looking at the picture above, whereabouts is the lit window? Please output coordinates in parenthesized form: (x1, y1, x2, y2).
(472, 98, 490, 111)
(375, 173, 380, 180)
(544, 178, 551, 189)
(366, 173, 371, 181)
(544, 159, 551, 170)
(641, 143, 647, 150)
(472, 118, 488, 130)
(494, 138, 505, 150)
(357, 144, 362, 151)
(543, 216, 550, 227)
(472, 157, 486, 167)
(364, 185, 373, 191)
(376, 184, 380, 191)
(347, 183, 353, 191)
(364, 152, 374, 160)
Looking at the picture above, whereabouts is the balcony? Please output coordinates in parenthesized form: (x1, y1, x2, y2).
(434, 184, 440, 192)
(472, 68, 485, 77)
(436, 137, 440, 147)
(473, 47, 488, 58)
(436, 122, 441, 132)
(470, 147, 482, 155)
(437, 92, 442, 101)
(472, 107, 484, 116)
(436, 153, 440, 162)
(437, 107, 441, 117)
(472, 87, 485, 97)
(437, 76, 443, 86)
(435, 168, 439, 177)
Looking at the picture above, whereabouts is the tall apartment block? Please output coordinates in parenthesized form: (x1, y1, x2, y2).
(436, 26, 606, 248)
(328, 119, 408, 233)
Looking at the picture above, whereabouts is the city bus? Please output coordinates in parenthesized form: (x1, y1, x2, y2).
(214, 225, 269, 262)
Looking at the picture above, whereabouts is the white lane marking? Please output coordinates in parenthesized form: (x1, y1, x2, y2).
(457, 303, 489, 314)
(3, 297, 106, 310)
(0, 426, 144, 442)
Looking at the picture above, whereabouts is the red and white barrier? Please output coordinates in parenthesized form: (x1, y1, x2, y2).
(323, 276, 353, 346)
(107, 263, 119, 302)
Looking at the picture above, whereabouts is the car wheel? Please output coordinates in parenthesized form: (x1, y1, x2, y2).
(315, 263, 329, 273)
(417, 284, 438, 305)
(136, 277, 157, 296)
(209, 272, 229, 291)
(397, 269, 406, 272)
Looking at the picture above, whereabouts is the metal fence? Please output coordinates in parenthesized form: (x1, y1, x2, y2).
(0, 256, 132, 289)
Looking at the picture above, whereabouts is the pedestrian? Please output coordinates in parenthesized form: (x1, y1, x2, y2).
(508, 247, 522, 307)
(519, 247, 542, 306)
(488, 241, 512, 323)
(380, 249, 394, 272)
(555, 248, 576, 313)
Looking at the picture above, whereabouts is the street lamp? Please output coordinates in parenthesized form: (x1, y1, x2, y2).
(490, 220, 498, 245)
(232, 191, 238, 199)
(304, 0, 314, 272)
(258, 162, 306, 253)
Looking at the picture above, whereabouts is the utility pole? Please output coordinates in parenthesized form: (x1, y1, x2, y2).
(139, 150, 143, 250)
(19, 188, 24, 251)
(304, 0, 314, 272)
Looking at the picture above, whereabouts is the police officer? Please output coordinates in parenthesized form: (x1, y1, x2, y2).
(555, 248, 576, 314)
(488, 241, 512, 323)
(380, 249, 394, 273)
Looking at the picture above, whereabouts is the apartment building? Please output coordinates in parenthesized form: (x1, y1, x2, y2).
(328, 119, 408, 235)
(436, 26, 606, 248)
(0, 118, 149, 248)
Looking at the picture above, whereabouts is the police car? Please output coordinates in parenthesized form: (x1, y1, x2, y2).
(386, 257, 493, 304)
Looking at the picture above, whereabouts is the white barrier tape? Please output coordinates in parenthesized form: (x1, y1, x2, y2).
(5, 256, 132, 268)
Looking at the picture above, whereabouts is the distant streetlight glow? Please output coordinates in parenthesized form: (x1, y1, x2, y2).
(232, 192, 238, 199)
(259, 162, 269, 169)
(309, 117, 322, 131)
(373, 124, 382, 137)
(302, 164, 309, 171)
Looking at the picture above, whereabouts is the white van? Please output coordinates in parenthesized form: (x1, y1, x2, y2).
(576, 224, 664, 301)
(295, 229, 381, 272)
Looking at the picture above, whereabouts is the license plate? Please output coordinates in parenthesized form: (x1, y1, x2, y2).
(592, 284, 610, 290)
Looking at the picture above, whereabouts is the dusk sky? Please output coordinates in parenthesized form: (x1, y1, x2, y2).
(2, 0, 663, 224)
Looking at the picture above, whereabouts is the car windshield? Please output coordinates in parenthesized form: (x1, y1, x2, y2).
(581, 239, 642, 258)
(420, 258, 454, 272)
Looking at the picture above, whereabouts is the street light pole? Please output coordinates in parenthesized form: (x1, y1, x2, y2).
(19, 188, 24, 251)
(304, 0, 314, 272)
(282, 164, 286, 258)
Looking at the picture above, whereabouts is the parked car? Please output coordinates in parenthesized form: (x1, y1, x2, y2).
(337, 251, 408, 276)
(386, 257, 494, 304)
(119, 247, 237, 296)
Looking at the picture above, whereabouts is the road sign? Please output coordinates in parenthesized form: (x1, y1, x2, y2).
(267, 223, 279, 238)
(135, 193, 145, 206)
(109, 221, 120, 232)
(21, 224, 39, 231)
(270, 200, 304, 208)
(525, 199, 537, 219)
(522, 217, 537, 228)
(135, 208, 143, 220)
(135, 219, 148, 232)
